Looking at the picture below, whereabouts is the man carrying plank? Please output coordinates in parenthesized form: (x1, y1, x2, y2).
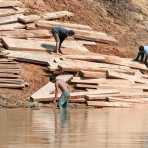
(51, 26, 75, 54)
(134, 45, 148, 66)
(53, 78, 70, 109)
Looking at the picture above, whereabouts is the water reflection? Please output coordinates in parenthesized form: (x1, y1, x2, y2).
(0, 106, 148, 148)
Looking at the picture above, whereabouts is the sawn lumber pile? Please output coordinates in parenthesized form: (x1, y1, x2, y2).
(0, 56, 25, 89)
(0, 0, 117, 58)
(29, 52, 148, 108)
(1, 0, 148, 108)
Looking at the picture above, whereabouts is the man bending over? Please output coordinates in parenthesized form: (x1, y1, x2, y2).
(51, 26, 75, 54)
(134, 45, 148, 66)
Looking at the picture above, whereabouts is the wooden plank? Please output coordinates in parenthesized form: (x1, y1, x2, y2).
(36, 21, 116, 44)
(107, 97, 148, 104)
(0, 23, 25, 30)
(42, 11, 74, 20)
(0, 69, 20, 74)
(80, 70, 106, 78)
(87, 101, 132, 108)
(85, 92, 148, 101)
(0, 8, 20, 17)
(0, 1, 23, 8)
(63, 54, 105, 62)
(75, 84, 98, 89)
(0, 63, 20, 68)
(18, 15, 40, 24)
(56, 74, 73, 82)
(69, 98, 86, 103)
(74, 29, 117, 44)
(31, 82, 55, 101)
(25, 23, 36, 30)
(97, 84, 148, 91)
(59, 59, 135, 73)
(107, 70, 135, 82)
(71, 77, 133, 85)
(0, 78, 24, 84)
(77, 40, 96, 46)
(0, 73, 20, 78)
(32, 89, 119, 102)
(0, 83, 24, 88)
(2, 37, 54, 51)
(0, 14, 23, 25)
(2, 37, 88, 53)
(71, 78, 103, 85)
(3, 50, 52, 65)
(0, 29, 50, 38)
(36, 20, 92, 30)
(100, 54, 148, 71)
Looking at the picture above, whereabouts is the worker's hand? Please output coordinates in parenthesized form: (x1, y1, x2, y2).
(53, 99, 57, 104)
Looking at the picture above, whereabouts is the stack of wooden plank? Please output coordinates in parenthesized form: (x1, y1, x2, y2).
(36, 20, 117, 44)
(0, 58, 25, 88)
(29, 52, 148, 108)
(0, 0, 117, 66)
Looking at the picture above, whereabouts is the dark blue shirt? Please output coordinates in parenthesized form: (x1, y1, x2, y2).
(51, 26, 69, 42)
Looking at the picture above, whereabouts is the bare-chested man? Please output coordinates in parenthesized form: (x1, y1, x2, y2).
(53, 79, 70, 108)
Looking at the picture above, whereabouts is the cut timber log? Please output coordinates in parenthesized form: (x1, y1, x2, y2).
(32, 89, 119, 102)
(0, 14, 23, 25)
(18, 15, 40, 24)
(31, 82, 55, 101)
(80, 70, 106, 78)
(36, 20, 92, 30)
(42, 11, 74, 20)
(0, 23, 25, 31)
(87, 101, 132, 108)
(0, 29, 50, 39)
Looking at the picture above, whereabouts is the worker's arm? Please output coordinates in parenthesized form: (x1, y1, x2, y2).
(54, 33, 60, 54)
(53, 82, 58, 104)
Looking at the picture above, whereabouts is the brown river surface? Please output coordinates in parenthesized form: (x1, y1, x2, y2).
(0, 106, 148, 148)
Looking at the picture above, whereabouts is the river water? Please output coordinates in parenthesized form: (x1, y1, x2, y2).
(0, 106, 148, 148)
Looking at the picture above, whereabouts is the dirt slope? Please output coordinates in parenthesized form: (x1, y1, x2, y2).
(20, 0, 148, 58)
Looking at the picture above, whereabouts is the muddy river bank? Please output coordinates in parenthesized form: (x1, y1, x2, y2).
(0, 106, 148, 148)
